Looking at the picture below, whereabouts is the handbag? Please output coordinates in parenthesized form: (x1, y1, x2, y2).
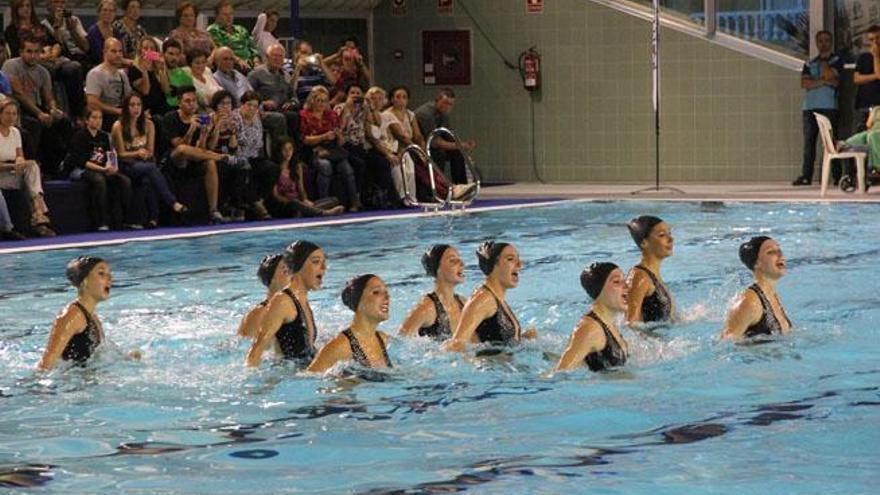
(316, 142, 349, 162)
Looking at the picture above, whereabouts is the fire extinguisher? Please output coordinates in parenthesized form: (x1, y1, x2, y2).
(519, 47, 541, 91)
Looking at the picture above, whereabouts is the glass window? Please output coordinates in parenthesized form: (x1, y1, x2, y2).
(635, 0, 706, 25)
(716, 0, 809, 55)
(835, 0, 880, 57)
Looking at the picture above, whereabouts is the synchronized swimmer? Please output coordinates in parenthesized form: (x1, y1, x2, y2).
(37, 216, 793, 372)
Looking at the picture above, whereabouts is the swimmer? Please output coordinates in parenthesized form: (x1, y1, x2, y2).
(398, 244, 466, 340)
(38, 257, 110, 370)
(625, 215, 675, 325)
(236, 253, 290, 339)
(721, 236, 792, 340)
(556, 262, 629, 372)
(245, 241, 325, 366)
(307, 274, 393, 372)
(445, 241, 537, 352)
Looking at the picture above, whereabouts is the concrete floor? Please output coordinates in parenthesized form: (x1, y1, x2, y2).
(479, 181, 880, 202)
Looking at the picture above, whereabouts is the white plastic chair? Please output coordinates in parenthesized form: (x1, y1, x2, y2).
(814, 112, 866, 196)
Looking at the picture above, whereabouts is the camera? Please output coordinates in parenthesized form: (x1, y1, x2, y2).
(353, 96, 364, 106)
(304, 55, 318, 65)
(198, 114, 211, 126)
(143, 50, 161, 62)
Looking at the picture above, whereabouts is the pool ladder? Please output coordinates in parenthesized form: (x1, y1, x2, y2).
(399, 127, 481, 212)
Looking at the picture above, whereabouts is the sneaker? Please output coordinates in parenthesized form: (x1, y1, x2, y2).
(323, 205, 345, 216)
(450, 183, 478, 200)
(791, 176, 811, 186)
(209, 210, 227, 224)
(32, 223, 57, 237)
(124, 223, 144, 230)
(248, 201, 271, 220)
(840, 176, 857, 193)
(96, 225, 110, 232)
(0, 229, 26, 241)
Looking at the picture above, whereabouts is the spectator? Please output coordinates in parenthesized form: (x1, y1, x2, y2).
(252, 10, 280, 62)
(233, 90, 277, 205)
(86, 0, 117, 68)
(334, 82, 369, 195)
(363, 86, 404, 207)
(793, 30, 844, 187)
(213, 46, 253, 106)
(854, 25, 880, 133)
(330, 47, 370, 105)
(163, 86, 236, 224)
(271, 137, 343, 217)
(86, 38, 132, 131)
(5, 0, 56, 58)
(299, 85, 360, 211)
(41, 0, 90, 64)
(128, 36, 170, 118)
(112, 0, 148, 60)
(415, 87, 476, 185)
(0, 100, 56, 237)
(111, 93, 187, 227)
(841, 106, 880, 176)
(69, 107, 133, 231)
(0, 190, 26, 240)
(1, 34, 70, 175)
(162, 38, 193, 109)
(207, 0, 259, 72)
(204, 89, 247, 221)
(207, 90, 237, 156)
(247, 43, 296, 147)
(187, 49, 223, 110)
(292, 39, 336, 103)
(167, 2, 215, 56)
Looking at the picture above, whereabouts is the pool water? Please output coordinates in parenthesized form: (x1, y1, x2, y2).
(1, 201, 878, 494)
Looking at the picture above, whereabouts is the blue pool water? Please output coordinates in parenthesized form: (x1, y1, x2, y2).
(1, 200, 879, 494)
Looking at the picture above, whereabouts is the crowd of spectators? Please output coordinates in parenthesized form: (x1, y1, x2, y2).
(0, 0, 477, 241)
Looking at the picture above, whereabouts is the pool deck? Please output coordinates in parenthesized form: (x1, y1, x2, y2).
(2, 181, 877, 254)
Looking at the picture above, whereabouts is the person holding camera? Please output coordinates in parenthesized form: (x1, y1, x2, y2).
(330, 47, 370, 105)
(128, 37, 170, 118)
(334, 82, 369, 199)
(41, 0, 89, 66)
(292, 40, 336, 104)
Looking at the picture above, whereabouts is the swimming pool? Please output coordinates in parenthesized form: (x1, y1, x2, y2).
(1, 200, 878, 493)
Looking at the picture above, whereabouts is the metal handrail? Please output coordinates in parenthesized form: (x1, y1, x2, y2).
(400, 144, 447, 211)
(426, 127, 481, 208)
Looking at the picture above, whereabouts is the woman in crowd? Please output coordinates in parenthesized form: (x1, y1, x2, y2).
(112, 0, 148, 60)
(233, 90, 276, 202)
(363, 86, 404, 207)
(445, 241, 537, 351)
(625, 215, 675, 325)
(840, 106, 879, 187)
(556, 262, 629, 372)
(128, 36, 170, 118)
(299, 85, 361, 212)
(5, 0, 56, 57)
(335, 82, 369, 196)
(69, 108, 132, 231)
(721, 236, 793, 340)
(270, 137, 343, 218)
(237, 253, 289, 339)
(308, 274, 393, 372)
(399, 244, 466, 340)
(86, 0, 117, 68)
(220, 90, 269, 219)
(331, 47, 370, 105)
(38, 256, 110, 370)
(188, 49, 223, 110)
(0, 100, 55, 237)
(167, 2, 215, 57)
(246, 241, 326, 367)
(111, 93, 187, 227)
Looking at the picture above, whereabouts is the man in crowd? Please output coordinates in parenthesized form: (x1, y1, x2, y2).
(792, 30, 844, 186)
(292, 39, 335, 103)
(163, 38, 193, 109)
(213, 46, 253, 106)
(247, 43, 296, 145)
(414, 88, 476, 185)
(854, 25, 880, 133)
(85, 38, 132, 131)
(207, 0, 259, 72)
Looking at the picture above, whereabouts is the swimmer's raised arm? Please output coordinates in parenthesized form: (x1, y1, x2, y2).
(245, 293, 297, 367)
(555, 317, 602, 371)
(38, 304, 86, 371)
(306, 334, 351, 373)
(398, 296, 436, 337)
(444, 290, 495, 352)
(720, 290, 762, 341)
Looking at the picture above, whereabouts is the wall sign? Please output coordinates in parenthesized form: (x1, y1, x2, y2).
(422, 30, 471, 86)
(527, 0, 544, 14)
(391, 0, 407, 17)
(438, 0, 453, 15)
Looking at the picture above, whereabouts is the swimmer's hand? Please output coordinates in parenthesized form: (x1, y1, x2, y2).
(443, 339, 467, 353)
(523, 327, 538, 340)
(128, 350, 142, 360)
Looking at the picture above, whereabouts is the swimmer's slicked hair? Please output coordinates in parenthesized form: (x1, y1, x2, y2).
(738, 236, 772, 271)
(257, 253, 283, 288)
(283, 241, 321, 274)
(66, 256, 105, 287)
(476, 241, 511, 276)
(626, 215, 663, 248)
(421, 244, 451, 277)
(341, 274, 377, 311)
(580, 262, 618, 300)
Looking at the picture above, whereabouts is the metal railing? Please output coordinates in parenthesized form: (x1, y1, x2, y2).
(400, 144, 447, 212)
(426, 127, 481, 209)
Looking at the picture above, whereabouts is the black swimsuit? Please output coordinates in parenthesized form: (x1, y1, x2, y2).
(633, 265, 673, 322)
(474, 286, 521, 345)
(583, 311, 627, 372)
(418, 292, 466, 340)
(62, 301, 102, 364)
(744, 284, 792, 338)
(275, 288, 317, 361)
(342, 328, 392, 368)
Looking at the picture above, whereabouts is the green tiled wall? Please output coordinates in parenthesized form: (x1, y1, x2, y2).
(372, 0, 802, 182)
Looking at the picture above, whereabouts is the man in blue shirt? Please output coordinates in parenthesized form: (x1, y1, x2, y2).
(793, 30, 844, 186)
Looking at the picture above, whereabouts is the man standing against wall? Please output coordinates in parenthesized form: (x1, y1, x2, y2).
(414, 88, 475, 185)
(793, 30, 843, 186)
(854, 25, 880, 132)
